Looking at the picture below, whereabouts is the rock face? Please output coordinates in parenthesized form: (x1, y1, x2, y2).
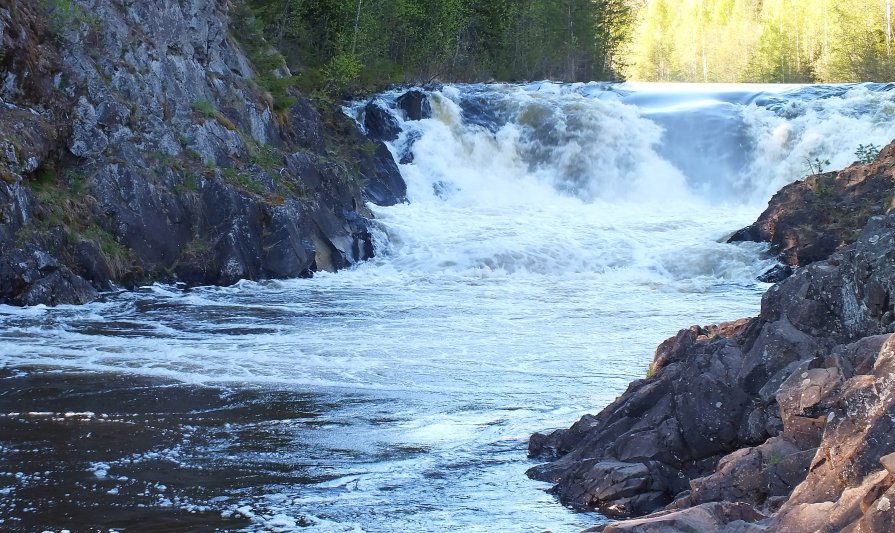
(530, 213, 895, 531)
(0, 0, 405, 306)
(729, 141, 895, 271)
(363, 100, 402, 142)
(396, 89, 432, 121)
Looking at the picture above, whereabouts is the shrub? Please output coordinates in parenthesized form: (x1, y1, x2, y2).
(856, 143, 881, 164)
(323, 53, 363, 95)
(191, 99, 216, 118)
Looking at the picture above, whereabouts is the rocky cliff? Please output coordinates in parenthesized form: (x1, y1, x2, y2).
(529, 145, 895, 532)
(0, 0, 405, 306)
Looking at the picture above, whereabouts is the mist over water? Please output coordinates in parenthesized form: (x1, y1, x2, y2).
(3, 82, 895, 531)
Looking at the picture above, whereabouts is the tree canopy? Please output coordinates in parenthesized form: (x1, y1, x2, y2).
(235, 0, 634, 95)
(625, 0, 895, 82)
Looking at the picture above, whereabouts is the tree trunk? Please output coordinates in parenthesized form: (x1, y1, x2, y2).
(887, 0, 892, 57)
(352, 0, 362, 56)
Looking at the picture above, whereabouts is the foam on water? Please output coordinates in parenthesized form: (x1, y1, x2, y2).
(3, 82, 895, 532)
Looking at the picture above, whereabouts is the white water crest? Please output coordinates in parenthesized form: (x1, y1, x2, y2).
(3, 82, 895, 532)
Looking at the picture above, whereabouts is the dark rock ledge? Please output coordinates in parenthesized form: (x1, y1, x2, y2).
(530, 149, 895, 532)
(0, 0, 406, 306)
(730, 141, 895, 274)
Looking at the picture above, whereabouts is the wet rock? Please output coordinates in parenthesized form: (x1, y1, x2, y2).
(0, 247, 97, 306)
(588, 502, 767, 533)
(361, 141, 406, 206)
(757, 263, 793, 283)
(397, 89, 431, 121)
(681, 437, 812, 511)
(550, 460, 668, 518)
(432, 180, 458, 200)
(364, 100, 401, 142)
(71, 240, 114, 290)
(399, 130, 422, 165)
(459, 95, 505, 133)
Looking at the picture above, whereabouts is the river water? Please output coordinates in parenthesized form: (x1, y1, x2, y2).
(3, 82, 895, 532)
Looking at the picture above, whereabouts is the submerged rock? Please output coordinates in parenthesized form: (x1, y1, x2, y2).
(531, 214, 895, 531)
(757, 264, 793, 284)
(397, 89, 432, 121)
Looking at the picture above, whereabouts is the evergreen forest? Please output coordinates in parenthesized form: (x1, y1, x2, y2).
(237, 0, 895, 93)
(236, 0, 633, 97)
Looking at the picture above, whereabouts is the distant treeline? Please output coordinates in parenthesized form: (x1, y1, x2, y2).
(626, 0, 895, 83)
(235, 0, 633, 95)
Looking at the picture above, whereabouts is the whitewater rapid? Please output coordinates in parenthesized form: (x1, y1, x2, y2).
(3, 82, 895, 531)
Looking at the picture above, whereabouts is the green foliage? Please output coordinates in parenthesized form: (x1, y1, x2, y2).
(626, 0, 895, 83)
(183, 237, 213, 257)
(34, 166, 58, 189)
(856, 143, 881, 164)
(323, 53, 363, 94)
(814, 179, 835, 201)
(805, 157, 831, 176)
(175, 172, 200, 194)
(222, 167, 266, 195)
(257, 75, 299, 110)
(237, 0, 633, 91)
(0, 167, 15, 184)
(250, 144, 283, 170)
(191, 99, 217, 118)
(20, 163, 131, 276)
(67, 170, 87, 193)
(43, 0, 102, 33)
(231, 3, 300, 110)
(81, 225, 128, 262)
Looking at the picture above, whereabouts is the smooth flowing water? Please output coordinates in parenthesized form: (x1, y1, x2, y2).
(3, 82, 895, 532)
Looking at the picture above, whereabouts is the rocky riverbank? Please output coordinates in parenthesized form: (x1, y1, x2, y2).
(528, 145, 895, 531)
(0, 0, 406, 306)
(729, 142, 895, 279)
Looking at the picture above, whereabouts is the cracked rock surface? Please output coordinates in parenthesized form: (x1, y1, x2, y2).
(531, 209, 895, 531)
(0, 0, 405, 305)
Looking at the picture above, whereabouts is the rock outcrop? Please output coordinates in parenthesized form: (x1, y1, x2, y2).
(729, 141, 895, 272)
(0, 0, 406, 306)
(530, 209, 895, 530)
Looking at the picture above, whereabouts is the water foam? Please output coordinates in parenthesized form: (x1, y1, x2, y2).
(741, 84, 895, 200)
(4, 82, 895, 532)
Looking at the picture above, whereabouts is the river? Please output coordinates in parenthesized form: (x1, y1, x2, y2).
(2, 82, 895, 532)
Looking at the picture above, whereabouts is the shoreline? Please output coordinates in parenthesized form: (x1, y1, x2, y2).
(528, 144, 895, 532)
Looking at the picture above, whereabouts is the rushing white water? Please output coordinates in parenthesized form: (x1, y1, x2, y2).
(3, 82, 895, 532)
